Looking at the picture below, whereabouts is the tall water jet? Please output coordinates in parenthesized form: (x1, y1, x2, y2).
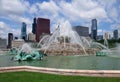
(104, 35, 109, 48)
(38, 20, 108, 56)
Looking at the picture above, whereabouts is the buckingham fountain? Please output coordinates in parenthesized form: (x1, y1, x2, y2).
(0, 20, 120, 71)
(8, 20, 109, 61)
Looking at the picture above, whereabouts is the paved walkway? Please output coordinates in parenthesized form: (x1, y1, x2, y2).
(0, 66, 120, 77)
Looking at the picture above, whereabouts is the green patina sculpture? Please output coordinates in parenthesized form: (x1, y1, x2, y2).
(9, 48, 18, 55)
(9, 48, 46, 61)
(96, 51, 107, 56)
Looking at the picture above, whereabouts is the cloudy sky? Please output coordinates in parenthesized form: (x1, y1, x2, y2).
(0, 0, 120, 39)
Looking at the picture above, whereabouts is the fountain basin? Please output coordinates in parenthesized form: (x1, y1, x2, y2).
(0, 54, 120, 70)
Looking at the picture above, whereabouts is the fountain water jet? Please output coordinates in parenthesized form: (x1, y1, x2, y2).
(9, 43, 46, 61)
(38, 20, 109, 56)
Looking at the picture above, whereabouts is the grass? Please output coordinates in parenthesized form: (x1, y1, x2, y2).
(0, 71, 120, 82)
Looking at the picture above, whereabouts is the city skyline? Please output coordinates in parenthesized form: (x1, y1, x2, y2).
(0, 0, 120, 39)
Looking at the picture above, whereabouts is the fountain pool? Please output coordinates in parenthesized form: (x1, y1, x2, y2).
(0, 53, 120, 70)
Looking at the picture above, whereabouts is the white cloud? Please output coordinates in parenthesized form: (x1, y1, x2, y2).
(72, 0, 98, 10)
(59, 0, 107, 21)
(29, 4, 38, 14)
(39, 0, 59, 15)
(111, 24, 120, 30)
(29, 0, 107, 30)
(98, 29, 102, 32)
(0, 0, 28, 16)
(0, 0, 32, 36)
(9, 15, 31, 24)
(0, 21, 8, 29)
(97, 29, 103, 34)
(0, 21, 21, 38)
(97, 0, 117, 8)
(109, 7, 119, 22)
(98, 0, 119, 23)
(33, 0, 60, 22)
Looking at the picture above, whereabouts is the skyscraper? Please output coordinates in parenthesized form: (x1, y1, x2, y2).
(91, 19, 97, 40)
(0, 38, 6, 49)
(21, 22, 27, 41)
(113, 29, 118, 39)
(28, 33, 36, 42)
(73, 26, 89, 37)
(32, 18, 37, 34)
(36, 18, 50, 42)
(8, 33, 13, 48)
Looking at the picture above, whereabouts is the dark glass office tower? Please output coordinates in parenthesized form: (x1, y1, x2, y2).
(32, 18, 37, 34)
(21, 22, 27, 40)
(8, 33, 13, 48)
(113, 29, 118, 39)
(91, 19, 97, 40)
(73, 26, 89, 37)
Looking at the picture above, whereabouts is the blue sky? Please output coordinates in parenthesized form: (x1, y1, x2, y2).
(0, 0, 120, 39)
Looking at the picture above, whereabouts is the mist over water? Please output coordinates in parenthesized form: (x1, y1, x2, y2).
(20, 43, 32, 54)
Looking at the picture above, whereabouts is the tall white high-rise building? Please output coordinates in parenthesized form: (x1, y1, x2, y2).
(104, 32, 110, 39)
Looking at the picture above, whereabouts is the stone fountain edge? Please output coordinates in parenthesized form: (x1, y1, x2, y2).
(0, 66, 120, 77)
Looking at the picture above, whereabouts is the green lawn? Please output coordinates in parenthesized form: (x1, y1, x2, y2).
(0, 71, 120, 82)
